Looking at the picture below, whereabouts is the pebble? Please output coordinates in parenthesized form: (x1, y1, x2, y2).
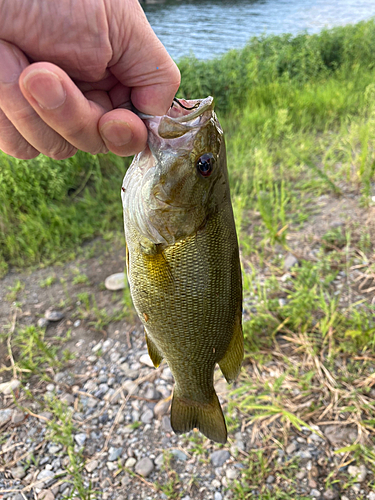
(284, 253, 298, 270)
(322, 489, 339, 500)
(37, 317, 49, 328)
(46, 383, 55, 392)
(85, 460, 99, 473)
(348, 464, 367, 482)
(296, 470, 307, 480)
(368, 492, 375, 500)
(154, 398, 171, 418)
(45, 310, 64, 321)
(125, 457, 137, 468)
(139, 353, 154, 367)
(141, 409, 154, 424)
(0, 379, 21, 395)
(351, 483, 360, 494)
(266, 475, 275, 484)
(310, 489, 321, 498)
(36, 469, 55, 486)
(0, 408, 13, 425)
(171, 449, 188, 461)
(286, 442, 297, 454)
(161, 415, 173, 433)
(73, 320, 81, 327)
(135, 457, 154, 477)
(210, 450, 230, 467)
(226, 468, 238, 480)
(324, 425, 357, 445)
(11, 410, 25, 424)
(37, 490, 55, 500)
(74, 433, 86, 446)
(154, 454, 164, 467)
(214, 493, 223, 500)
(108, 447, 123, 461)
(104, 272, 126, 290)
(10, 466, 26, 479)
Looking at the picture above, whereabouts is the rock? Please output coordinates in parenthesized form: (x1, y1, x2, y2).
(210, 450, 230, 467)
(170, 449, 188, 461)
(123, 380, 138, 395)
(85, 460, 99, 473)
(45, 310, 64, 321)
(297, 450, 312, 459)
(10, 466, 26, 479)
(108, 447, 123, 461)
(46, 383, 55, 392)
(0, 409, 13, 425)
(322, 489, 339, 500)
(154, 398, 171, 418)
(73, 320, 81, 327)
(351, 483, 360, 494)
(0, 379, 21, 395)
(296, 470, 306, 480)
(125, 457, 137, 468)
(309, 479, 318, 489)
(161, 415, 173, 433)
(37, 317, 49, 328)
(135, 457, 154, 477)
(60, 393, 75, 405)
(266, 475, 275, 484)
(226, 468, 238, 480)
(324, 425, 357, 445)
(37, 490, 55, 500)
(214, 494, 223, 500)
(286, 442, 297, 454)
(107, 461, 117, 471)
(348, 464, 367, 482)
(310, 489, 321, 498)
(141, 409, 154, 424)
(139, 353, 154, 367)
(36, 470, 55, 487)
(104, 273, 126, 291)
(341, 496, 350, 500)
(284, 253, 298, 270)
(74, 433, 86, 447)
(11, 410, 25, 424)
(154, 454, 164, 467)
(368, 492, 375, 500)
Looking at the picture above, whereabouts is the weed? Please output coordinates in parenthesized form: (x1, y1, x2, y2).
(39, 275, 57, 288)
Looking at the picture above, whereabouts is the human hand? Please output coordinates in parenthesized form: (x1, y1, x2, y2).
(0, 0, 180, 159)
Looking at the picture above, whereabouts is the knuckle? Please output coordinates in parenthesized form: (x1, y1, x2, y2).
(48, 143, 77, 161)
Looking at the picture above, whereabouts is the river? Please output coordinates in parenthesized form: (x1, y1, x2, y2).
(142, 0, 375, 60)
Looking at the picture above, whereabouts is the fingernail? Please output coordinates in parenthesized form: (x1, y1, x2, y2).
(101, 121, 133, 147)
(0, 42, 22, 83)
(23, 69, 66, 109)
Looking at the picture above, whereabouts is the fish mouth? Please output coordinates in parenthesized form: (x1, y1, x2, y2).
(142, 97, 215, 151)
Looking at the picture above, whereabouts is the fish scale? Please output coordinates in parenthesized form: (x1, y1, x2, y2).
(122, 96, 243, 443)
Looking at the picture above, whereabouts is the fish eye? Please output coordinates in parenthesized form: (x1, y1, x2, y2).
(196, 153, 214, 177)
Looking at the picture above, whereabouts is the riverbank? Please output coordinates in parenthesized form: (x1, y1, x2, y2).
(1, 19, 375, 500)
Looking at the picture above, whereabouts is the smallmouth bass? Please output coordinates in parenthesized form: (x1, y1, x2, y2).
(122, 97, 243, 443)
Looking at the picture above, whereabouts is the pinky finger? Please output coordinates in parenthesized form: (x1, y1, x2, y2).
(0, 108, 39, 159)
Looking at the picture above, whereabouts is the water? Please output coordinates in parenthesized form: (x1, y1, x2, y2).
(142, 0, 375, 60)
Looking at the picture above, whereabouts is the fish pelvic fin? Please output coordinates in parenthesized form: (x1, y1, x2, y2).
(170, 390, 227, 444)
(145, 333, 163, 368)
(219, 311, 244, 383)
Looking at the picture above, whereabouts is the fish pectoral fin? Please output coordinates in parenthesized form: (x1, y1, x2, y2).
(218, 311, 244, 383)
(145, 333, 163, 368)
(170, 390, 227, 444)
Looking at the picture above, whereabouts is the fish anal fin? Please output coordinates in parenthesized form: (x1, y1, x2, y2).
(219, 312, 244, 383)
(171, 391, 227, 444)
(145, 333, 163, 368)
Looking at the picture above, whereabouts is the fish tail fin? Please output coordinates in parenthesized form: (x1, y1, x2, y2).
(170, 390, 227, 444)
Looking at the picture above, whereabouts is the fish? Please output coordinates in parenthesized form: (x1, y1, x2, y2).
(121, 96, 243, 443)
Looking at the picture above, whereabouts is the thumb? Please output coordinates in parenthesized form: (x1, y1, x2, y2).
(107, 0, 180, 116)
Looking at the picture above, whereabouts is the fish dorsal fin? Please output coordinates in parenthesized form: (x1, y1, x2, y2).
(218, 310, 244, 383)
(145, 333, 163, 368)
